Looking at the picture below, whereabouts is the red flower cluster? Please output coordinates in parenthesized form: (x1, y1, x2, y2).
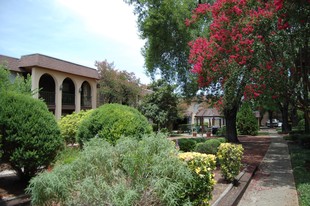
(187, 0, 287, 103)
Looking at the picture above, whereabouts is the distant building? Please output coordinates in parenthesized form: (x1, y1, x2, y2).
(185, 101, 225, 129)
(0, 53, 99, 119)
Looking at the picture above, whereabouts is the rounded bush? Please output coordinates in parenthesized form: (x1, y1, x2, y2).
(58, 110, 93, 145)
(194, 139, 222, 155)
(177, 138, 206, 152)
(0, 92, 63, 179)
(217, 143, 244, 182)
(77, 104, 152, 145)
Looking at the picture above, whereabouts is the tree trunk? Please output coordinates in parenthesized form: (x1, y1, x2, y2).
(224, 105, 239, 143)
(304, 110, 310, 134)
(268, 110, 273, 128)
(280, 101, 290, 133)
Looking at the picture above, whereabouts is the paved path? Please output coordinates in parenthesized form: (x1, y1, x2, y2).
(238, 130, 299, 206)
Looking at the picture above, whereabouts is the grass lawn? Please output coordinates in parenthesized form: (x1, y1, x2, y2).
(289, 143, 310, 206)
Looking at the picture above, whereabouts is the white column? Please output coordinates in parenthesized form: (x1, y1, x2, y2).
(75, 82, 81, 113)
(31, 67, 39, 99)
(55, 77, 62, 119)
(91, 82, 97, 109)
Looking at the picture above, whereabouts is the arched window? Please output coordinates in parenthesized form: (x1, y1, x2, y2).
(81, 81, 91, 109)
(39, 74, 55, 106)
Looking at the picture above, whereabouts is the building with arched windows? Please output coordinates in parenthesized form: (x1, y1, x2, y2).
(0, 53, 99, 119)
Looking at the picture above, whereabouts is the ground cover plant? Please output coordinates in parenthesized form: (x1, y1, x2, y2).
(288, 142, 310, 206)
(27, 133, 216, 206)
(0, 92, 63, 180)
(77, 103, 152, 146)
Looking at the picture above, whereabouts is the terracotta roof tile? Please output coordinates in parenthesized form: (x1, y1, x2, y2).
(0, 55, 23, 72)
(19, 54, 99, 79)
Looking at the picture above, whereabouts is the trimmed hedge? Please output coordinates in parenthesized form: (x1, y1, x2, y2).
(77, 104, 152, 145)
(177, 138, 206, 152)
(0, 92, 63, 179)
(194, 138, 227, 155)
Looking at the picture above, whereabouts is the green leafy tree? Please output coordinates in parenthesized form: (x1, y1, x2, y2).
(237, 102, 259, 136)
(77, 104, 152, 146)
(0, 92, 63, 180)
(97, 60, 142, 107)
(139, 79, 179, 131)
(0, 63, 32, 95)
(124, 0, 202, 97)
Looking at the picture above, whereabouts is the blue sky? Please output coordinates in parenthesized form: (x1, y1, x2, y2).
(0, 0, 150, 84)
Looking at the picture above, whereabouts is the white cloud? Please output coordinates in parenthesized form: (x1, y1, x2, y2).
(55, 0, 144, 49)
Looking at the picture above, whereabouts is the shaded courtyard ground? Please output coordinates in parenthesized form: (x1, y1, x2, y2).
(0, 131, 271, 204)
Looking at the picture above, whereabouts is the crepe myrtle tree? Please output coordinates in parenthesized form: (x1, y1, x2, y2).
(186, 0, 289, 142)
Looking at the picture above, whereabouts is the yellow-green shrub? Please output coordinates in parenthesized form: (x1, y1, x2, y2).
(58, 110, 93, 145)
(178, 152, 216, 205)
(217, 143, 244, 182)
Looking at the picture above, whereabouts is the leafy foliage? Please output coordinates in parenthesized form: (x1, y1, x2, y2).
(27, 133, 196, 206)
(177, 138, 206, 152)
(58, 110, 93, 145)
(0, 92, 63, 179)
(289, 143, 310, 206)
(77, 104, 152, 146)
(194, 138, 226, 155)
(0, 63, 32, 95)
(178, 152, 216, 205)
(96, 60, 142, 107)
(237, 102, 259, 136)
(124, 0, 200, 97)
(217, 143, 244, 182)
(139, 80, 179, 131)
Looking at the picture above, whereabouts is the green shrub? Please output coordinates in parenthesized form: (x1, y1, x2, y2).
(236, 103, 258, 136)
(27, 133, 195, 206)
(58, 110, 93, 145)
(178, 152, 216, 205)
(216, 126, 226, 137)
(0, 92, 63, 180)
(178, 138, 206, 152)
(194, 139, 222, 155)
(217, 137, 227, 143)
(217, 143, 244, 182)
(297, 119, 306, 131)
(298, 134, 310, 149)
(178, 124, 192, 133)
(77, 104, 152, 145)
